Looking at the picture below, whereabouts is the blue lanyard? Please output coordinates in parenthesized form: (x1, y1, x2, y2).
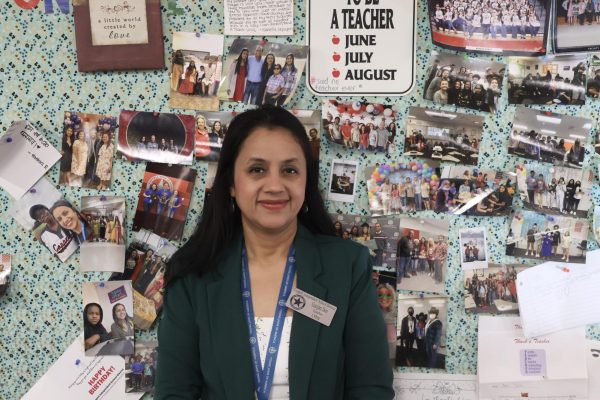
(241, 242, 296, 400)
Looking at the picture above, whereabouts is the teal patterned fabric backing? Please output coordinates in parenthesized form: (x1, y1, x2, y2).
(0, 1, 599, 398)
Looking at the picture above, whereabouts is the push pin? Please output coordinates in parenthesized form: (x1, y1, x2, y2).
(195, 32, 201, 38)
(99, 282, 105, 288)
(75, 359, 81, 365)
(419, 293, 424, 299)
(100, 195, 107, 201)
(5, 137, 12, 143)
(29, 188, 37, 194)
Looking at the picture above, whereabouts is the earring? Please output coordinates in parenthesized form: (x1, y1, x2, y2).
(302, 203, 309, 213)
(231, 197, 236, 212)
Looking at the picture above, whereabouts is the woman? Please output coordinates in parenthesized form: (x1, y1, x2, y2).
(211, 120, 225, 144)
(84, 303, 110, 350)
(552, 224, 561, 256)
(60, 126, 74, 185)
(565, 179, 576, 214)
(433, 235, 447, 284)
(143, 183, 159, 214)
(110, 303, 134, 340)
(95, 132, 114, 190)
(572, 181, 583, 214)
(50, 200, 91, 245)
(278, 54, 298, 106)
(376, 283, 397, 358)
(195, 115, 211, 159)
(540, 229, 553, 259)
(171, 50, 185, 91)
(258, 53, 276, 105)
(71, 130, 88, 187)
(562, 231, 572, 262)
(333, 220, 343, 237)
(557, 177, 566, 212)
(227, 48, 249, 102)
(359, 222, 371, 241)
(156, 107, 394, 399)
(144, 266, 166, 309)
(178, 61, 197, 95)
(168, 190, 183, 219)
(195, 65, 206, 95)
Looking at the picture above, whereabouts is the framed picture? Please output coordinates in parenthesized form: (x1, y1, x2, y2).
(553, 1, 600, 53)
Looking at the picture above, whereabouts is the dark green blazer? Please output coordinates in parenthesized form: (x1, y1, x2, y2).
(155, 225, 394, 399)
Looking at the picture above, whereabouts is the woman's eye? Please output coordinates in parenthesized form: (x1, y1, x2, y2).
(284, 167, 298, 174)
(249, 167, 265, 174)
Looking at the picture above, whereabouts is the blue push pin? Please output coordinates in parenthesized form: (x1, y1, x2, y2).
(29, 188, 37, 194)
(196, 32, 201, 38)
(99, 282, 105, 288)
(100, 195, 107, 201)
(419, 293, 425, 299)
(5, 137, 12, 143)
(75, 359, 81, 365)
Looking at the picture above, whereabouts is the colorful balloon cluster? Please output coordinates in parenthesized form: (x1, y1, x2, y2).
(97, 116, 118, 133)
(368, 162, 440, 200)
(331, 100, 396, 118)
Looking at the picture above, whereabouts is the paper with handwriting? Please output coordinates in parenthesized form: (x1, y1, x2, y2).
(393, 372, 477, 400)
(516, 250, 600, 338)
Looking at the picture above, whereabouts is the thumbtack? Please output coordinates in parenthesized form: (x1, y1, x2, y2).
(195, 32, 201, 38)
(75, 359, 81, 365)
(5, 137, 12, 143)
(100, 195, 107, 201)
(29, 188, 37, 194)
(99, 282, 105, 288)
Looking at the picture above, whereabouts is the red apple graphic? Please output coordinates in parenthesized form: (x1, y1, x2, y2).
(332, 35, 340, 45)
(332, 69, 341, 78)
(332, 52, 341, 62)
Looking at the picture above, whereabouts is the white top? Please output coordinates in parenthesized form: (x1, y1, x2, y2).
(255, 316, 292, 399)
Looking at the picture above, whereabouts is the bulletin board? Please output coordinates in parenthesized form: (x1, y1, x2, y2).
(0, 0, 599, 398)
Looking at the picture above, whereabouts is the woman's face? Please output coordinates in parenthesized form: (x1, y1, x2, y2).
(87, 305, 101, 325)
(102, 133, 109, 143)
(334, 221, 342, 230)
(115, 304, 127, 321)
(266, 54, 275, 65)
(377, 287, 393, 309)
(78, 131, 85, 140)
(241, 50, 249, 60)
(66, 127, 73, 137)
(151, 183, 158, 190)
(285, 55, 294, 65)
(52, 205, 79, 231)
(230, 127, 307, 235)
(214, 121, 222, 131)
(197, 117, 206, 129)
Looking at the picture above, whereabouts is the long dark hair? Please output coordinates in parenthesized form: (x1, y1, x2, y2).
(234, 48, 249, 75)
(166, 106, 335, 282)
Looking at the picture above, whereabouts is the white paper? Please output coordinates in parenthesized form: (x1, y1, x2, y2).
(0, 121, 61, 199)
(587, 339, 600, 399)
(307, 0, 415, 96)
(224, 0, 293, 36)
(478, 316, 588, 400)
(516, 250, 600, 338)
(393, 372, 477, 400)
(89, 0, 149, 46)
(23, 334, 143, 400)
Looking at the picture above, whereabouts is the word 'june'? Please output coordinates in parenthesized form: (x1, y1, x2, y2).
(330, 8, 394, 30)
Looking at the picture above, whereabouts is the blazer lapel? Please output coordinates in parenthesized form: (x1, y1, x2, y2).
(206, 235, 255, 400)
(289, 225, 327, 400)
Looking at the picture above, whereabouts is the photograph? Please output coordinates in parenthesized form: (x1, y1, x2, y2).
(506, 209, 589, 263)
(508, 107, 592, 168)
(366, 161, 443, 216)
(397, 217, 450, 294)
(195, 111, 235, 162)
(458, 227, 489, 270)
(58, 111, 117, 189)
(463, 263, 528, 315)
(0, 254, 11, 297)
(218, 38, 308, 106)
(117, 110, 196, 165)
(587, 55, 600, 98)
(169, 32, 224, 111)
(594, 205, 600, 245)
(507, 55, 588, 105)
(423, 51, 506, 113)
(125, 341, 159, 394)
(132, 163, 197, 241)
(321, 100, 398, 153)
(83, 281, 135, 357)
(327, 159, 358, 203)
(554, 0, 600, 53)
(79, 196, 126, 272)
(293, 109, 321, 165)
(515, 162, 593, 218)
(330, 213, 400, 268)
(437, 166, 516, 216)
(403, 107, 485, 165)
(427, 0, 549, 55)
(372, 267, 398, 361)
(9, 178, 84, 262)
(396, 295, 448, 370)
(595, 131, 600, 155)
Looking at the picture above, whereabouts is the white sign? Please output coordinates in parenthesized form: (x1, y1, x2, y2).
(0, 121, 61, 200)
(224, 0, 294, 36)
(307, 0, 416, 96)
(89, 0, 149, 46)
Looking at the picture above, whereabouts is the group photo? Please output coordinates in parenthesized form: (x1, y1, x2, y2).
(403, 107, 484, 165)
(508, 107, 592, 168)
(218, 38, 307, 106)
(295, 109, 321, 164)
(516, 162, 592, 218)
(366, 161, 443, 216)
(321, 100, 398, 153)
(554, 0, 600, 52)
(0, 255, 10, 298)
(427, 0, 548, 55)
(132, 163, 197, 241)
(194, 111, 234, 162)
(117, 110, 195, 165)
(458, 227, 489, 269)
(59, 111, 117, 190)
(169, 32, 224, 112)
(464, 263, 527, 315)
(327, 160, 358, 203)
(82, 281, 134, 357)
(437, 166, 515, 216)
(424, 51, 505, 113)
(506, 209, 589, 263)
(125, 341, 159, 394)
(507, 55, 588, 105)
(79, 196, 126, 272)
(397, 217, 449, 294)
(396, 295, 448, 370)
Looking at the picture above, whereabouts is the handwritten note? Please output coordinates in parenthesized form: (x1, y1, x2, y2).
(89, 0, 149, 46)
(224, 0, 293, 36)
(0, 121, 61, 199)
(516, 251, 600, 338)
(393, 372, 477, 400)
